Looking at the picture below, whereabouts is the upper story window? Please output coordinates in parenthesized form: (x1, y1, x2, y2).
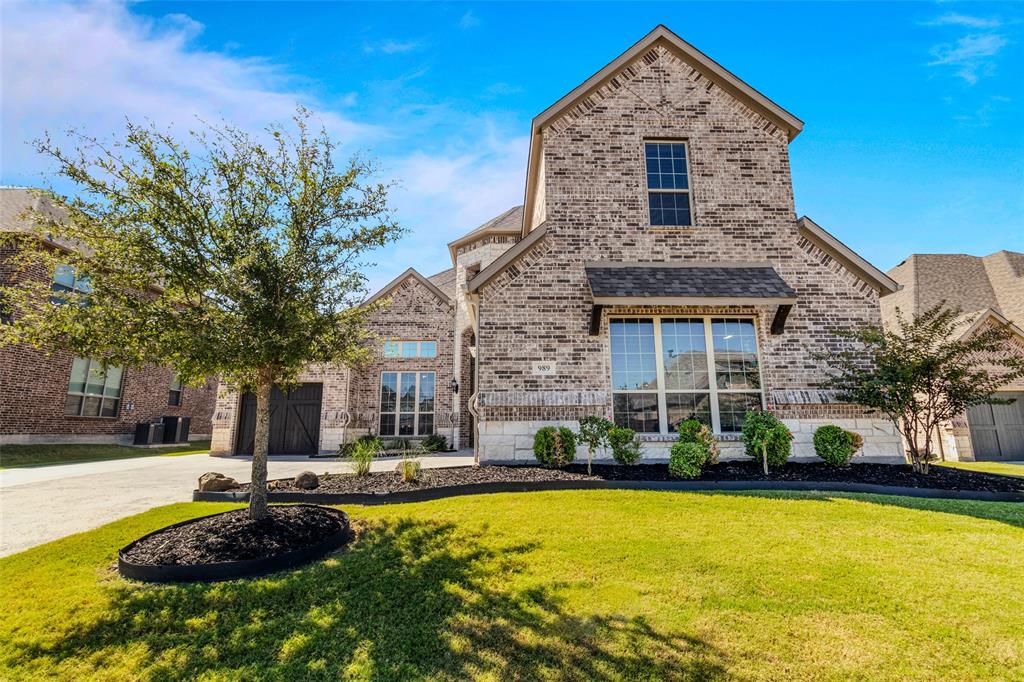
(645, 142, 693, 227)
(50, 264, 92, 305)
(383, 340, 437, 359)
(65, 357, 123, 418)
(168, 373, 183, 406)
(610, 317, 762, 434)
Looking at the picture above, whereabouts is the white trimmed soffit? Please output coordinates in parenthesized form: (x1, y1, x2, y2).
(797, 216, 901, 296)
(363, 267, 453, 309)
(521, 24, 805, 237)
(466, 223, 549, 294)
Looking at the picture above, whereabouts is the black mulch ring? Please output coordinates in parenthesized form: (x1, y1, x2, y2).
(121, 505, 346, 566)
(247, 461, 1024, 495)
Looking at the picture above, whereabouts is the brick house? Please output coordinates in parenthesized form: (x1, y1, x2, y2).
(211, 25, 908, 461)
(882, 251, 1024, 461)
(0, 188, 217, 445)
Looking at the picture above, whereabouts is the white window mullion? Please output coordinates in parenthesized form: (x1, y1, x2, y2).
(703, 317, 722, 434)
(412, 372, 420, 436)
(653, 318, 668, 435)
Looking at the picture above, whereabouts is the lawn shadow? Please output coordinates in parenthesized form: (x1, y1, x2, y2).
(712, 490, 1024, 530)
(12, 517, 727, 680)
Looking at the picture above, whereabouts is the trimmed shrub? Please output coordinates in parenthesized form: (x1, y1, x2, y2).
(669, 441, 707, 479)
(608, 427, 642, 465)
(741, 411, 793, 472)
(533, 426, 577, 468)
(813, 425, 856, 466)
(676, 419, 719, 465)
(422, 433, 449, 452)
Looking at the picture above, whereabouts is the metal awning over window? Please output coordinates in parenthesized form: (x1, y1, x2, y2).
(585, 263, 798, 335)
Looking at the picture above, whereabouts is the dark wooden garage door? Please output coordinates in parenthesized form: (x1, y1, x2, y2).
(236, 383, 323, 455)
(967, 392, 1024, 461)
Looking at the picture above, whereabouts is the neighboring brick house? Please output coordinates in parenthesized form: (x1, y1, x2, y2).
(211, 25, 908, 461)
(0, 187, 217, 445)
(882, 251, 1024, 461)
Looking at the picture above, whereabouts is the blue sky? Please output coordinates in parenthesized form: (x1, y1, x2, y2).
(3, 2, 1022, 293)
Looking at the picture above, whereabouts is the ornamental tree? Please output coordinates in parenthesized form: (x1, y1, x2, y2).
(821, 304, 1024, 474)
(0, 109, 402, 519)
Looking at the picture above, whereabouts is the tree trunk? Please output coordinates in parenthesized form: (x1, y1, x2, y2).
(249, 378, 272, 521)
(761, 442, 768, 475)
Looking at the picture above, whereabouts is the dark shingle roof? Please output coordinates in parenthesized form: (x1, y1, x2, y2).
(585, 264, 797, 301)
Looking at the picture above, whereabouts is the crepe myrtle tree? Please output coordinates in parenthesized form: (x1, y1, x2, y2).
(820, 304, 1024, 474)
(0, 109, 403, 519)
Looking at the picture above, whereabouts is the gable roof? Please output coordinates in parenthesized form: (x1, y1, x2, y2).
(885, 251, 1024, 329)
(426, 267, 456, 293)
(522, 25, 805, 236)
(950, 308, 1024, 346)
(447, 206, 523, 264)
(363, 267, 452, 308)
(797, 216, 900, 296)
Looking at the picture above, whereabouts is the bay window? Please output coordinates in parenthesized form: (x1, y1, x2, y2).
(610, 317, 763, 434)
(379, 371, 435, 437)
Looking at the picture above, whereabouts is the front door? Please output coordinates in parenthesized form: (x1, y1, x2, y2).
(236, 383, 323, 455)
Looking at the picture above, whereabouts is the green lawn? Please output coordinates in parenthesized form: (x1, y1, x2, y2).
(937, 459, 1024, 478)
(2, 491, 1022, 681)
(0, 440, 211, 469)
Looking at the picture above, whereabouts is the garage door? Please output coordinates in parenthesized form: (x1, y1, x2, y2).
(236, 383, 323, 455)
(967, 392, 1024, 461)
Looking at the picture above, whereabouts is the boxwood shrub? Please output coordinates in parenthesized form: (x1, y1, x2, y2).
(813, 424, 856, 467)
(669, 441, 707, 479)
(608, 427, 642, 465)
(533, 426, 577, 468)
(676, 419, 718, 465)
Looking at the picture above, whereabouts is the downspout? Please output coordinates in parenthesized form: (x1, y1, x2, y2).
(468, 305, 482, 464)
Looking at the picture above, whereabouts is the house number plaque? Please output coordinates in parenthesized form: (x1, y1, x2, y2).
(531, 361, 557, 376)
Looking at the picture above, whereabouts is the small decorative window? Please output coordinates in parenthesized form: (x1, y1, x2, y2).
(168, 373, 183, 406)
(65, 358, 123, 417)
(383, 340, 437, 358)
(50, 264, 92, 305)
(645, 142, 692, 227)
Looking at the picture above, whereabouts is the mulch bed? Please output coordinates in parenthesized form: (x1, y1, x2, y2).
(243, 461, 1024, 495)
(122, 505, 346, 566)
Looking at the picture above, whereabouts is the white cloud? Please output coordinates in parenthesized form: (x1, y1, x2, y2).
(485, 82, 525, 96)
(1, 2, 375, 184)
(928, 34, 1008, 84)
(459, 11, 481, 29)
(364, 39, 421, 55)
(923, 14, 1002, 29)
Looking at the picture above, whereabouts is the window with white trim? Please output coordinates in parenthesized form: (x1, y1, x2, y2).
(645, 142, 693, 226)
(379, 371, 435, 436)
(65, 357, 123, 417)
(610, 317, 763, 434)
(383, 340, 437, 358)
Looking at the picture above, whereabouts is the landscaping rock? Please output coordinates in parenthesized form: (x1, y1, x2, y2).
(292, 471, 319, 490)
(197, 472, 238, 492)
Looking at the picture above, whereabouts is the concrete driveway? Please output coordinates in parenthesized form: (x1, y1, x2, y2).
(0, 451, 474, 557)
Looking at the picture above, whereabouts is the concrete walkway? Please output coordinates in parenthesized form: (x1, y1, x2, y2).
(0, 451, 474, 557)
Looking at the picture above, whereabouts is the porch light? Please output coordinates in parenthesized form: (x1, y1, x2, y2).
(450, 378, 459, 395)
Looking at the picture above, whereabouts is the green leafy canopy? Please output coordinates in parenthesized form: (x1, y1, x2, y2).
(0, 108, 404, 392)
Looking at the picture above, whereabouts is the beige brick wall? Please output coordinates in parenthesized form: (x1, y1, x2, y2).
(474, 44, 889, 457)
